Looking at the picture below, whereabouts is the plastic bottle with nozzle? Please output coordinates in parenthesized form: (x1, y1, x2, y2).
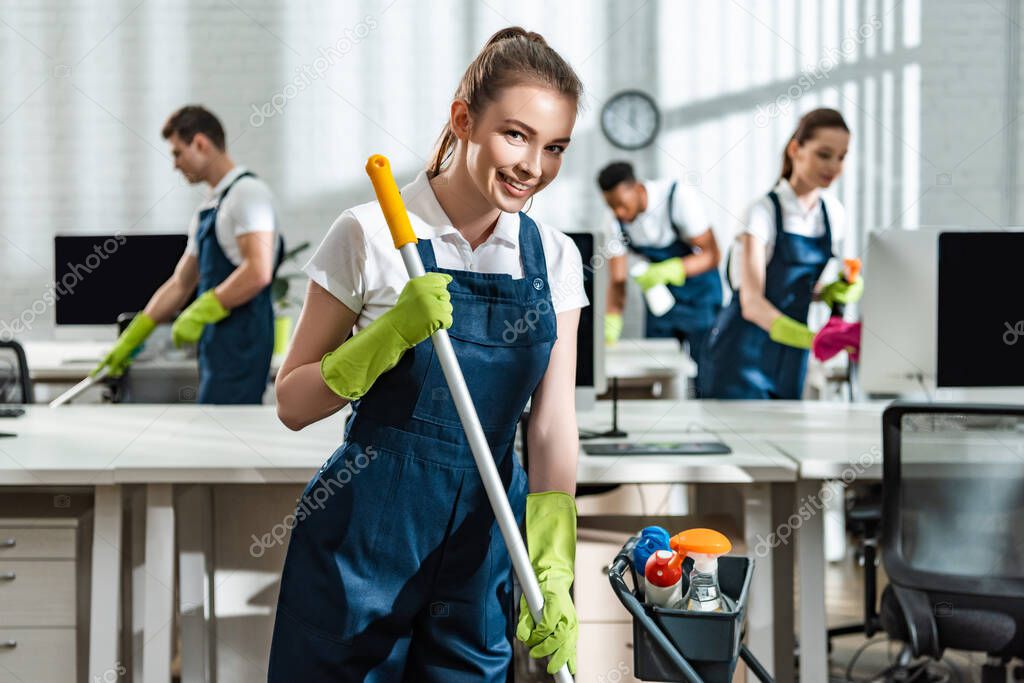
(644, 549, 685, 608)
(630, 262, 674, 317)
(631, 526, 671, 597)
(671, 528, 734, 612)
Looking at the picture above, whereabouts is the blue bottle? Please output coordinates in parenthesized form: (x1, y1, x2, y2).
(632, 526, 671, 596)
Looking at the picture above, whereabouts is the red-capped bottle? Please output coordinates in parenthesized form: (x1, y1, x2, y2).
(644, 549, 684, 608)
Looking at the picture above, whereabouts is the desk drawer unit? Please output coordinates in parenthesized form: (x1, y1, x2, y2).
(0, 526, 76, 560)
(0, 520, 78, 681)
(0, 628, 77, 682)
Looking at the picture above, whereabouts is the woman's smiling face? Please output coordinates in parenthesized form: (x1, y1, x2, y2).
(455, 83, 576, 213)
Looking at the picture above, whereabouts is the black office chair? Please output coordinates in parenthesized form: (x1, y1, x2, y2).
(875, 402, 1024, 682)
(0, 340, 34, 404)
(827, 488, 883, 650)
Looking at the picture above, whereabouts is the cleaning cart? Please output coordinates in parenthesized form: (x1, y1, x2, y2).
(608, 536, 775, 683)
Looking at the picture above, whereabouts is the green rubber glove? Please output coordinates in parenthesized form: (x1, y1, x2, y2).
(820, 277, 864, 307)
(605, 312, 623, 345)
(516, 491, 578, 675)
(171, 290, 230, 347)
(92, 312, 156, 378)
(769, 314, 814, 350)
(634, 257, 686, 291)
(320, 273, 453, 400)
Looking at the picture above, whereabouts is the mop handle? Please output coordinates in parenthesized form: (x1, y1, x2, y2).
(49, 367, 108, 407)
(365, 156, 573, 683)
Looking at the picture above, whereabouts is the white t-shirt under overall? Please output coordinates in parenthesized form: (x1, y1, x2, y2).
(185, 166, 279, 266)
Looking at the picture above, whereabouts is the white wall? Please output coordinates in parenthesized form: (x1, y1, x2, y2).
(0, 0, 1016, 341)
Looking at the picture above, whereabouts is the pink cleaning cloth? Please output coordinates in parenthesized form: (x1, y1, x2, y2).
(813, 318, 862, 362)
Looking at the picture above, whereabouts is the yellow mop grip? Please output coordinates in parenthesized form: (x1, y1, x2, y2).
(365, 155, 417, 249)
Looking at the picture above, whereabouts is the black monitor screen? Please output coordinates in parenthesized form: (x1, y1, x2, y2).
(565, 232, 594, 388)
(55, 234, 189, 325)
(937, 232, 1024, 387)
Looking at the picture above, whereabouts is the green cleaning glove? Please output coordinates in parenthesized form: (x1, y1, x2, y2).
(92, 312, 157, 378)
(172, 290, 230, 347)
(634, 257, 686, 291)
(605, 312, 623, 345)
(320, 273, 453, 400)
(820, 276, 864, 308)
(516, 491, 578, 675)
(769, 314, 814, 350)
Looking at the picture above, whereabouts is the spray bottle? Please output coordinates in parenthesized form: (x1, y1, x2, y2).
(671, 528, 734, 612)
(631, 526, 671, 597)
(644, 549, 685, 608)
(630, 262, 675, 317)
(830, 258, 862, 319)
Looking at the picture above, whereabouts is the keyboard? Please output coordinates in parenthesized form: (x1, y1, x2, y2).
(583, 441, 731, 456)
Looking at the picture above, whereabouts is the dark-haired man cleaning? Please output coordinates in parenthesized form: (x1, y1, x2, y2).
(597, 161, 722, 396)
(93, 105, 281, 404)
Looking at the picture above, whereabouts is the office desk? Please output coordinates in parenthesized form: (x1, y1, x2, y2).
(0, 406, 343, 682)
(763, 409, 884, 683)
(1, 403, 798, 683)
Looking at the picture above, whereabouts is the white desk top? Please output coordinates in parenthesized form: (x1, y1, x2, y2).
(578, 399, 885, 436)
(0, 404, 796, 486)
(24, 341, 283, 382)
(603, 338, 694, 380)
(27, 338, 692, 384)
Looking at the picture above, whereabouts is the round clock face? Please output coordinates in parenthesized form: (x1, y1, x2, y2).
(601, 90, 660, 150)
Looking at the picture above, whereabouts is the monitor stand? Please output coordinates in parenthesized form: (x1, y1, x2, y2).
(579, 376, 627, 440)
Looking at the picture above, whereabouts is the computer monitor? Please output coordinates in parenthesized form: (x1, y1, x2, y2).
(937, 232, 1024, 387)
(54, 234, 189, 325)
(564, 231, 607, 411)
(859, 228, 939, 395)
(860, 227, 1024, 400)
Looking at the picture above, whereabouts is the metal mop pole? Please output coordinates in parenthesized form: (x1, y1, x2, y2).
(49, 368, 108, 407)
(365, 155, 573, 683)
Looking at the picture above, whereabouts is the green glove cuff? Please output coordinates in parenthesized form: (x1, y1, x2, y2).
(123, 312, 157, 346)
(525, 491, 577, 585)
(769, 315, 814, 350)
(194, 290, 230, 323)
(93, 312, 156, 377)
(665, 257, 687, 287)
(320, 310, 412, 401)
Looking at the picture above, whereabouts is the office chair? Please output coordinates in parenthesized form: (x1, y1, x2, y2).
(875, 402, 1024, 682)
(827, 487, 883, 651)
(0, 340, 34, 404)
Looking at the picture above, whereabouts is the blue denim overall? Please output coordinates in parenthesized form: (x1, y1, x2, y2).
(702, 191, 832, 399)
(618, 182, 723, 396)
(268, 213, 556, 682)
(194, 171, 281, 404)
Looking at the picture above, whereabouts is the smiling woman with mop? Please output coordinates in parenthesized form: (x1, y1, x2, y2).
(268, 27, 586, 682)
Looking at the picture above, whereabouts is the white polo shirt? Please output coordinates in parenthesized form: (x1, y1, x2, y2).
(727, 178, 846, 288)
(185, 166, 278, 266)
(304, 172, 589, 332)
(603, 178, 711, 257)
